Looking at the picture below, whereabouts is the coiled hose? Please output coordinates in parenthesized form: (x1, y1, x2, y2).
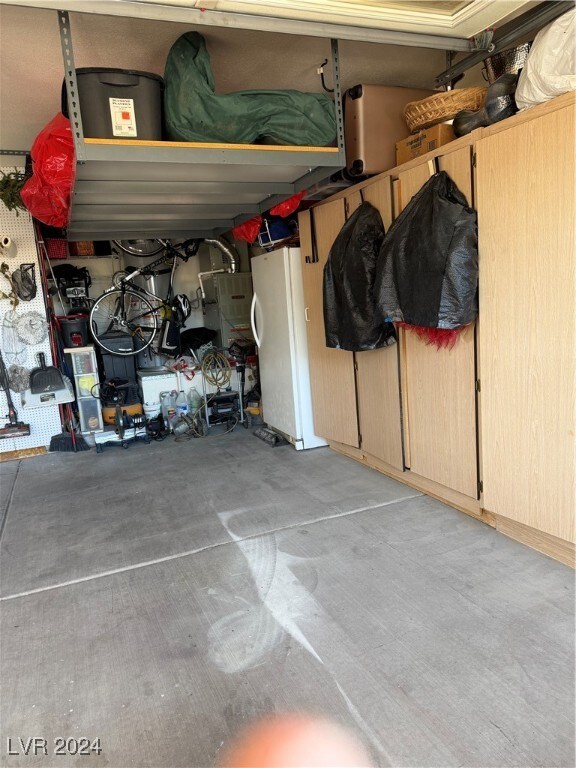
(201, 350, 232, 389)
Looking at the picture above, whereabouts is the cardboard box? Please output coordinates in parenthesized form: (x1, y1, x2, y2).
(395, 124, 456, 166)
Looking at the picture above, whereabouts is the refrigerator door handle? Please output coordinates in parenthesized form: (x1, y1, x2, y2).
(250, 293, 261, 348)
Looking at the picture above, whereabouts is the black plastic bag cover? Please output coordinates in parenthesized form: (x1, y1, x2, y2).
(323, 202, 397, 351)
(375, 171, 478, 329)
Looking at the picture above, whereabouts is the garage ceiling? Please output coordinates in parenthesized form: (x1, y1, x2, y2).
(131, 0, 533, 37)
(0, 1, 536, 151)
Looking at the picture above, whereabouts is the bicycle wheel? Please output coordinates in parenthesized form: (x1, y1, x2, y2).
(90, 289, 158, 356)
(112, 239, 165, 257)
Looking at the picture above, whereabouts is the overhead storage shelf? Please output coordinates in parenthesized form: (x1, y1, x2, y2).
(59, 12, 346, 242)
(68, 138, 344, 241)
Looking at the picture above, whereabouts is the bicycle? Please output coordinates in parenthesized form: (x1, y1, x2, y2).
(112, 237, 239, 267)
(89, 238, 236, 357)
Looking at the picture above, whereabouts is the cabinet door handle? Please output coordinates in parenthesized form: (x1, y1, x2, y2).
(304, 307, 310, 322)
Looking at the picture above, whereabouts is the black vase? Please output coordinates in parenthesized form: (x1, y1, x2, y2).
(453, 73, 519, 137)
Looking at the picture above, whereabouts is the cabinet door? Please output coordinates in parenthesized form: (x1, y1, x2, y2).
(298, 203, 359, 447)
(355, 178, 404, 469)
(476, 106, 575, 541)
(397, 148, 478, 498)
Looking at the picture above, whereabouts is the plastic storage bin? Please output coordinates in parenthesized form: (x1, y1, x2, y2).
(78, 398, 103, 433)
(65, 345, 104, 434)
(62, 68, 163, 140)
(59, 314, 89, 347)
(137, 370, 179, 405)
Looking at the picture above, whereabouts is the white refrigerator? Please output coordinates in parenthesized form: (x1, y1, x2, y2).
(250, 247, 327, 450)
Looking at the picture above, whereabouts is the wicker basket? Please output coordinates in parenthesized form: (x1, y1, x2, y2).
(69, 240, 95, 257)
(404, 87, 487, 133)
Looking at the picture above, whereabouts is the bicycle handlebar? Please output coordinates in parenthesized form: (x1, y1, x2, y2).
(164, 238, 202, 261)
(121, 237, 230, 287)
(131, 239, 201, 274)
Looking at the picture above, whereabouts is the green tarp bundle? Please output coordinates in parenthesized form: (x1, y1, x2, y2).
(164, 32, 337, 146)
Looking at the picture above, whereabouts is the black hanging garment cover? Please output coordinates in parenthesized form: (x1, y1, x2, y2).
(375, 171, 478, 346)
(323, 201, 397, 351)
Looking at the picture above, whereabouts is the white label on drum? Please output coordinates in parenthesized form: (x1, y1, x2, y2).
(109, 97, 137, 137)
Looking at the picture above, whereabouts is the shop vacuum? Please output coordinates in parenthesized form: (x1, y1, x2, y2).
(0, 349, 30, 439)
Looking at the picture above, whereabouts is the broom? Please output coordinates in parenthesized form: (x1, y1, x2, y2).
(35, 224, 90, 453)
(49, 403, 90, 452)
(48, 323, 90, 452)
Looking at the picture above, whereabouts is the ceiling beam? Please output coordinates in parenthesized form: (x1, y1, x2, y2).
(0, 0, 473, 50)
(435, 0, 574, 86)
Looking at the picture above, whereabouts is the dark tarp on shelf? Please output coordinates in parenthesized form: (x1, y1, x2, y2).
(375, 171, 478, 342)
(164, 32, 337, 146)
(323, 201, 397, 352)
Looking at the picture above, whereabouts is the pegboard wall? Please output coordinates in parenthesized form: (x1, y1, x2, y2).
(0, 166, 62, 452)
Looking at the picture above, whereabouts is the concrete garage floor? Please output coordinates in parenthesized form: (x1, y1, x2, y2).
(0, 431, 574, 768)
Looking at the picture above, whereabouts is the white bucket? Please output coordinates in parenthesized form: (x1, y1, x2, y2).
(143, 401, 161, 419)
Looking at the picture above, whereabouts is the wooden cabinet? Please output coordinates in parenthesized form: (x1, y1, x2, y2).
(476, 100, 575, 543)
(300, 146, 478, 489)
(298, 93, 575, 563)
(298, 202, 359, 447)
(299, 182, 404, 467)
(355, 179, 404, 470)
(396, 148, 478, 499)
(344, 184, 404, 469)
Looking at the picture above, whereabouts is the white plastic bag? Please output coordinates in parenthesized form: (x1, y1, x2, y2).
(516, 9, 576, 110)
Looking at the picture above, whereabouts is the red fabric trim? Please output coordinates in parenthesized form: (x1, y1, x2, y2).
(397, 323, 464, 350)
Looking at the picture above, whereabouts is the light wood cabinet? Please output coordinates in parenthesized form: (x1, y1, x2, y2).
(297, 93, 575, 563)
(300, 146, 479, 489)
(396, 147, 478, 499)
(298, 202, 359, 447)
(355, 178, 404, 470)
(476, 102, 575, 543)
(300, 182, 404, 468)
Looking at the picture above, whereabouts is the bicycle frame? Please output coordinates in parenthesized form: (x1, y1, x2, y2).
(95, 250, 179, 344)
(120, 247, 180, 306)
(115, 279, 164, 306)
(116, 241, 234, 304)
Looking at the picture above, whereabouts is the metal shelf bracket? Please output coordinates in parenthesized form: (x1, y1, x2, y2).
(58, 10, 86, 162)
